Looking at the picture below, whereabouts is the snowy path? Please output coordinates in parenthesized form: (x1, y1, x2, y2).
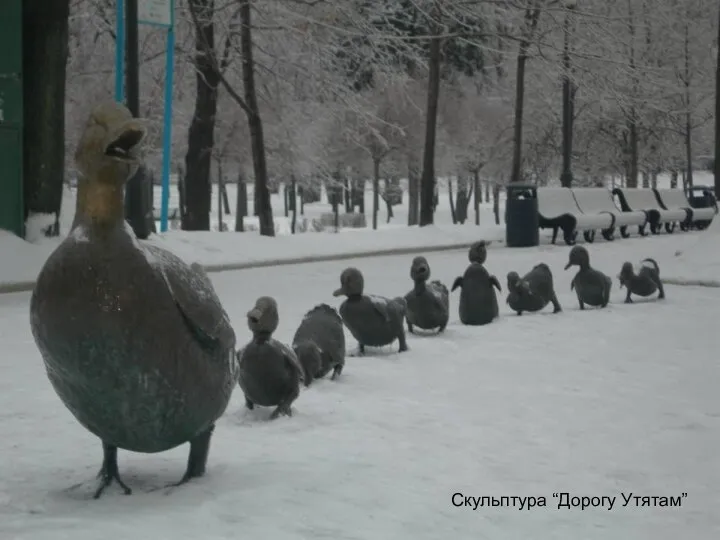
(0, 246, 718, 539)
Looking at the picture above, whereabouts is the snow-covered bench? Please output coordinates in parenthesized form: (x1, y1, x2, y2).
(537, 187, 614, 245)
(612, 188, 688, 234)
(655, 188, 715, 231)
(571, 187, 646, 240)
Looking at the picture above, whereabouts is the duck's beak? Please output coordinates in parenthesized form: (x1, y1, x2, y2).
(247, 308, 262, 323)
(564, 262, 572, 270)
(104, 119, 146, 162)
(332, 287, 345, 297)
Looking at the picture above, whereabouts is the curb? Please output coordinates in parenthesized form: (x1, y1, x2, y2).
(0, 240, 499, 295)
(3, 239, 715, 295)
(661, 277, 720, 288)
(202, 241, 492, 273)
(0, 280, 37, 294)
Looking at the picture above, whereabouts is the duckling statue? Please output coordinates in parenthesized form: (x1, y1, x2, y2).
(468, 240, 488, 264)
(292, 304, 346, 384)
(332, 267, 408, 354)
(403, 256, 449, 334)
(29, 101, 237, 499)
(506, 263, 562, 315)
(451, 241, 501, 325)
(564, 246, 612, 309)
(618, 258, 665, 303)
(237, 296, 305, 418)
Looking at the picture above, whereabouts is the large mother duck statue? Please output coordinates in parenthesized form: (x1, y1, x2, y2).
(29, 101, 237, 499)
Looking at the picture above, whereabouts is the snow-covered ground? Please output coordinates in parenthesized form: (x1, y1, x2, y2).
(2, 181, 504, 290)
(0, 230, 718, 538)
(2, 172, 720, 290)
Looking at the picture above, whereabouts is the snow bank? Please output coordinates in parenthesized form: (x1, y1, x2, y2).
(0, 223, 506, 291)
(3, 179, 719, 292)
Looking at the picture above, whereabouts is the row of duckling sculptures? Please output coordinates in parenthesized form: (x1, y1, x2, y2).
(28, 102, 667, 501)
(450, 240, 665, 321)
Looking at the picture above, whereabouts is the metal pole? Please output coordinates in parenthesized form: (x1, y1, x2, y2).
(560, 6, 574, 188)
(115, 0, 125, 102)
(160, 21, 175, 232)
(714, 2, 720, 197)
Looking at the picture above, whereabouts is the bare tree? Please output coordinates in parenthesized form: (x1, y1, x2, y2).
(419, 0, 443, 226)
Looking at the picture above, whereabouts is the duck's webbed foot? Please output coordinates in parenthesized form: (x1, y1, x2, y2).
(330, 364, 343, 380)
(398, 331, 408, 352)
(270, 385, 300, 420)
(170, 424, 215, 487)
(93, 443, 132, 499)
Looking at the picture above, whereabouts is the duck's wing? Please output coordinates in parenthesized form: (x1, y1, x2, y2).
(366, 295, 393, 321)
(429, 280, 450, 309)
(143, 244, 236, 350)
(276, 340, 306, 383)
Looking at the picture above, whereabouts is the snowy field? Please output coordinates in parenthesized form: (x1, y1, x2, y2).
(0, 232, 718, 538)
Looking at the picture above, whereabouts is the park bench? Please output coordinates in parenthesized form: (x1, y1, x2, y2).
(612, 188, 687, 234)
(571, 187, 646, 240)
(537, 187, 614, 245)
(654, 188, 715, 231)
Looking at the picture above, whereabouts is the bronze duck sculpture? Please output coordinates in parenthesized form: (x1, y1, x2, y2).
(30, 102, 237, 498)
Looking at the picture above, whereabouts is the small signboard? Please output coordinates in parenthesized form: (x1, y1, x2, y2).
(138, 0, 173, 27)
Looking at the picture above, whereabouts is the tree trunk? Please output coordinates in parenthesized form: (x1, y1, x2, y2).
(221, 183, 230, 213)
(715, 1, 720, 197)
(510, 6, 541, 184)
(670, 169, 678, 189)
(626, 0, 639, 188)
(372, 158, 380, 230)
(184, 0, 218, 231)
(493, 183, 500, 225)
(332, 171, 341, 231)
(651, 169, 658, 189)
(290, 175, 297, 234)
(239, 0, 274, 236)
(626, 114, 639, 188)
(485, 180, 490, 202)
(683, 20, 693, 189)
(356, 180, 365, 214)
(641, 170, 648, 188)
(407, 156, 420, 225)
(217, 161, 223, 231)
(384, 180, 394, 224)
(22, 0, 70, 234)
(448, 178, 456, 224)
(419, 1, 442, 226)
(472, 169, 481, 225)
(283, 184, 289, 217)
(344, 173, 351, 212)
(178, 166, 187, 217)
(234, 169, 247, 232)
(455, 174, 471, 224)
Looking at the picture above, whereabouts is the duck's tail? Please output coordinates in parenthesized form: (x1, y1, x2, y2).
(641, 258, 660, 275)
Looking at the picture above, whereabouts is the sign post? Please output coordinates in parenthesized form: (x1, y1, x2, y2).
(116, 0, 175, 232)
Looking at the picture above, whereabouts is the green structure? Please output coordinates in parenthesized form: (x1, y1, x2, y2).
(0, 0, 23, 237)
